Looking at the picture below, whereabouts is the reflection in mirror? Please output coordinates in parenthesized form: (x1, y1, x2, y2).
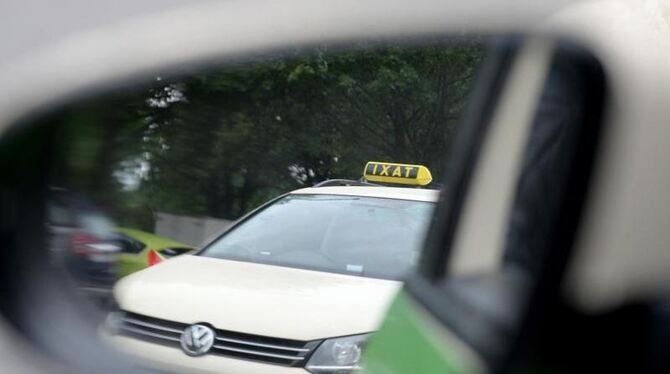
(38, 37, 487, 372)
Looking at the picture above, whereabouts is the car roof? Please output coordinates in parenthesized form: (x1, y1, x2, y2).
(290, 185, 440, 202)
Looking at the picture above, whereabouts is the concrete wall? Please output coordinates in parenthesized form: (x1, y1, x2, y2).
(154, 212, 233, 247)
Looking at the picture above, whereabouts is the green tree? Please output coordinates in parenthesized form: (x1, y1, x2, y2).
(51, 40, 486, 226)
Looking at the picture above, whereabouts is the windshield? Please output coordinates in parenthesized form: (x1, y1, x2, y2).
(201, 194, 434, 280)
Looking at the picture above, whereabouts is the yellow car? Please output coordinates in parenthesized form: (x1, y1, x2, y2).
(115, 227, 194, 278)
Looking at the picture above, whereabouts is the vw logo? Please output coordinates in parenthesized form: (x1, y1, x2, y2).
(180, 324, 215, 356)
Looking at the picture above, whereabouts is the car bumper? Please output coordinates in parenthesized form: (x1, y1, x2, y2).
(106, 335, 309, 374)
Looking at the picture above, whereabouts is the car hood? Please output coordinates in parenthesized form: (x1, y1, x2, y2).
(114, 255, 401, 341)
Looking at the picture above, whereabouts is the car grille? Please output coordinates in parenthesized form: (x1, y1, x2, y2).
(114, 311, 321, 367)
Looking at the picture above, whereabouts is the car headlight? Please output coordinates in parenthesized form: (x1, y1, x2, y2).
(306, 333, 371, 373)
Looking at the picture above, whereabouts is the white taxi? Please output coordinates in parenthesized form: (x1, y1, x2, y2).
(105, 162, 438, 374)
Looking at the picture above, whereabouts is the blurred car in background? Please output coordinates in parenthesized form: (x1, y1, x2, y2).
(115, 227, 194, 278)
(46, 188, 121, 300)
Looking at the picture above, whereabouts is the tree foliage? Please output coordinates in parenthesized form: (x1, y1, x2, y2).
(51, 41, 486, 228)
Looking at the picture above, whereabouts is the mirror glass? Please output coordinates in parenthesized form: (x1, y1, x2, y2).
(31, 36, 489, 372)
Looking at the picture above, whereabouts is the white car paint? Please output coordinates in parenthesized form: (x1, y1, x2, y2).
(109, 185, 439, 372)
(115, 255, 402, 341)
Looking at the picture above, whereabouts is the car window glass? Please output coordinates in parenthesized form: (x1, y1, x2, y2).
(116, 234, 146, 254)
(202, 194, 434, 279)
(78, 214, 117, 239)
(157, 247, 191, 257)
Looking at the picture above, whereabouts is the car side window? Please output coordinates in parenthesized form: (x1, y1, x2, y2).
(116, 234, 146, 254)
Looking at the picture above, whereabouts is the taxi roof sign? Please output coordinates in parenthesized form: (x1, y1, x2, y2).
(363, 161, 432, 186)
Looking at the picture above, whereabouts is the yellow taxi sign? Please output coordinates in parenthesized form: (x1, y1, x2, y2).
(363, 161, 433, 186)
